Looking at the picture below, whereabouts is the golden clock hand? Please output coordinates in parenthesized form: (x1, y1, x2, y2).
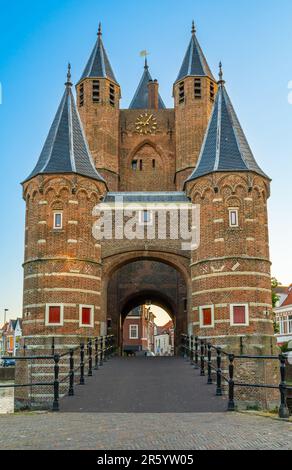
(145, 114, 153, 125)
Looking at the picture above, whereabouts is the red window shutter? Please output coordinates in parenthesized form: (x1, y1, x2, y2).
(202, 308, 212, 326)
(233, 306, 246, 324)
(82, 307, 91, 325)
(49, 306, 61, 324)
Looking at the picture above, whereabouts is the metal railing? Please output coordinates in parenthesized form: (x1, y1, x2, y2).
(180, 334, 291, 419)
(0, 335, 116, 412)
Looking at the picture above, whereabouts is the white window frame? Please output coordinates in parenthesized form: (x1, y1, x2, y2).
(230, 304, 249, 326)
(53, 211, 63, 230)
(229, 208, 239, 227)
(199, 305, 215, 328)
(129, 324, 139, 339)
(139, 209, 153, 226)
(79, 304, 94, 328)
(45, 304, 64, 327)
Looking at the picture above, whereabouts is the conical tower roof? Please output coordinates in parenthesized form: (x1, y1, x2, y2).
(186, 64, 269, 183)
(176, 22, 215, 82)
(24, 65, 106, 184)
(129, 59, 166, 109)
(80, 24, 118, 84)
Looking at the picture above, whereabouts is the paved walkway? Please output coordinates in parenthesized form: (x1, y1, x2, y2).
(0, 412, 291, 449)
(60, 357, 227, 413)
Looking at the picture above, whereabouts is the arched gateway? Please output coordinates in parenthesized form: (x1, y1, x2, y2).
(19, 24, 278, 409)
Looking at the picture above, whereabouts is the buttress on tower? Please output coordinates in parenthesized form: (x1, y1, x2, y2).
(22, 23, 276, 388)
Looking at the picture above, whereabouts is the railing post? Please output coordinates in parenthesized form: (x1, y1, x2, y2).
(88, 340, 93, 377)
(94, 338, 99, 370)
(52, 354, 60, 412)
(200, 340, 205, 376)
(194, 336, 199, 369)
(68, 349, 74, 396)
(80, 343, 85, 385)
(103, 337, 107, 362)
(227, 354, 235, 411)
(207, 343, 212, 384)
(216, 347, 222, 396)
(51, 337, 55, 356)
(100, 337, 103, 366)
(190, 336, 194, 365)
(279, 354, 290, 419)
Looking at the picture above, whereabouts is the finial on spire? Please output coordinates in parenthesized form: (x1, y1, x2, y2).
(218, 61, 225, 85)
(144, 57, 149, 69)
(65, 62, 72, 88)
(97, 22, 102, 37)
(191, 20, 196, 35)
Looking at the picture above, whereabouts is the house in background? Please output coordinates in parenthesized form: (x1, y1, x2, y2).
(154, 320, 175, 356)
(275, 285, 292, 346)
(123, 305, 155, 355)
(2, 319, 23, 356)
(274, 285, 289, 308)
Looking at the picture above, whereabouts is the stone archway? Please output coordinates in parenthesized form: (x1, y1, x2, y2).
(105, 257, 189, 353)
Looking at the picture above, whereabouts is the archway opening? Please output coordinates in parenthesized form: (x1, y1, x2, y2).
(122, 302, 174, 357)
(106, 259, 189, 355)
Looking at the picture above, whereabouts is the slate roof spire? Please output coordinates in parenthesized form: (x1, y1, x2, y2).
(23, 65, 106, 184)
(80, 23, 118, 84)
(129, 59, 166, 109)
(185, 63, 269, 183)
(176, 22, 215, 82)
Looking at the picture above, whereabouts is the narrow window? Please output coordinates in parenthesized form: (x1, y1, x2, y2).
(107, 318, 112, 329)
(200, 306, 214, 328)
(109, 83, 115, 107)
(183, 298, 187, 311)
(131, 160, 137, 170)
(178, 81, 185, 104)
(139, 210, 153, 225)
(210, 81, 215, 102)
(53, 212, 63, 230)
(92, 80, 100, 103)
(231, 305, 249, 326)
(46, 305, 63, 326)
(194, 78, 202, 99)
(139, 160, 143, 171)
(229, 208, 239, 227)
(79, 83, 84, 107)
(130, 324, 138, 339)
(80, 305, 93, 327)
(152, 159, 156, 169)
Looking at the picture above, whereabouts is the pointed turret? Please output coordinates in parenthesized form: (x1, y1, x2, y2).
(174, 22, 218, 189)
(129, 59, 165, 109)
(76, 24, 121, 190)
(80, 23, 118, 84)
(186, 64, 269, 183)
(176, 21, 215, 82)
(24, 64, 105, 184)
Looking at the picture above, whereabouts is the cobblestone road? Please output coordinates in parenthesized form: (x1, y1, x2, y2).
(0, 412, 291, 450)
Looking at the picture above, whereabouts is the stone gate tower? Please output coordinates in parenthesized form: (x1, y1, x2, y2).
(21, 23, 277, 405)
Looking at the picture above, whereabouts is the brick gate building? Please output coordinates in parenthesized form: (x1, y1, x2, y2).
(20, 23, 278, 405)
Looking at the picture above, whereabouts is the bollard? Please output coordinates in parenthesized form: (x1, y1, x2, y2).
(207, 343, 212, 384)
(194, 336, 199, 369)
(216, 347, 223, 396)
(100, 337, 104, 366)
(52, 354, 60, 412)
(94, 338, 99, 370)
(80, 343, 85, 385)
(279, 354, 290, 419)
(88, 340, 93, 377)
(227, 354, 235, 411)
(190, 336, 194, 365)
(200, 340, 205, 376)
(68, 349, 74, 396)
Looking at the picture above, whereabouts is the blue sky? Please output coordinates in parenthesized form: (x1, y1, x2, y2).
(0, 0, 292, 322)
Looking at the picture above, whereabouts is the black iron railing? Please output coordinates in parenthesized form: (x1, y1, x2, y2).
(180, 334, 291, 419)
(0, 335, 116, 412)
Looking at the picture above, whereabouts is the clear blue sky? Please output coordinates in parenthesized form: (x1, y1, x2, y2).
(0, 0, 292, 322)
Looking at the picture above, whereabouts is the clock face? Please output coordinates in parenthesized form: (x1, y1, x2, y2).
(135, 113, 158, 135)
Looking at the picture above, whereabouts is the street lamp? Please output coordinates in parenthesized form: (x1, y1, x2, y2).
(4, 309, 8, 325)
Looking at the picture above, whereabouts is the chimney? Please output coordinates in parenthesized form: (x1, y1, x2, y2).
(148, 79, 159, 110)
